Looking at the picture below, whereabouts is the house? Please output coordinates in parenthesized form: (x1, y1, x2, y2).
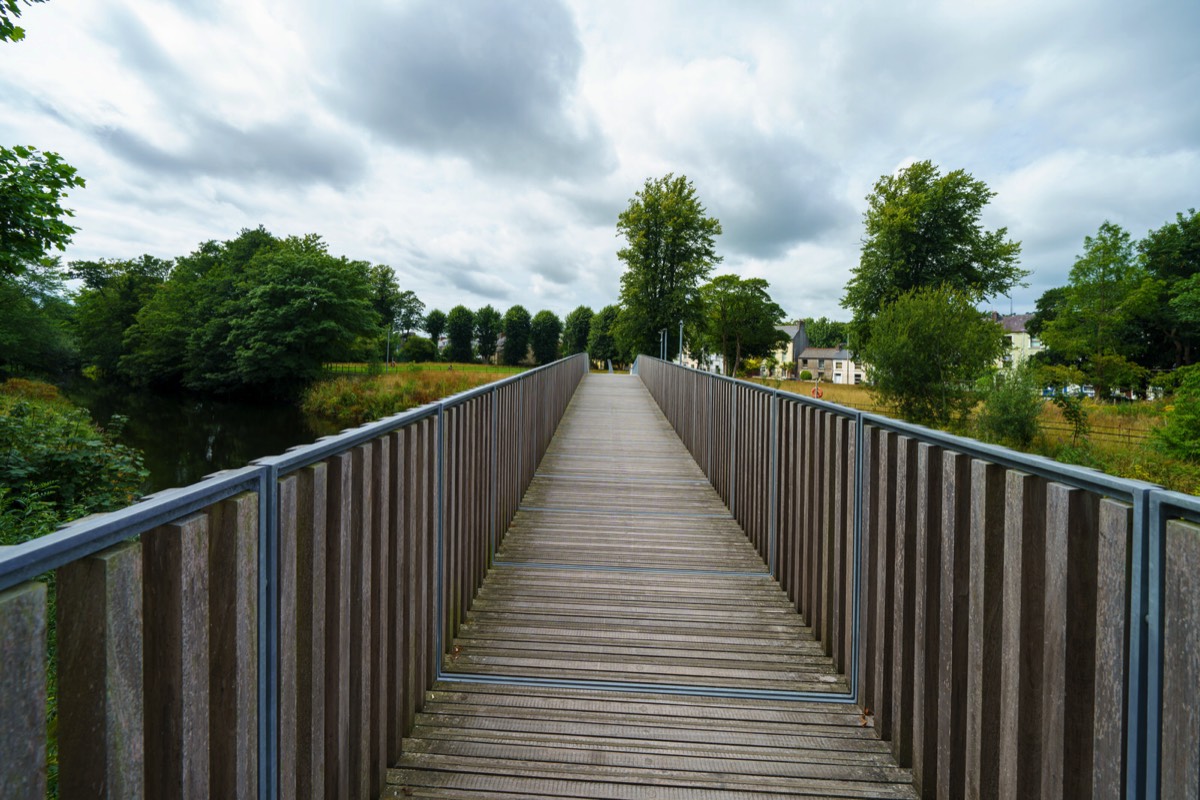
(767, 322, 809, 378)
(796, 345, 867, 385)
(991, 313, 1045, 367)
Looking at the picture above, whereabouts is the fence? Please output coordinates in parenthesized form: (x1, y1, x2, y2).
(637, 355, 1199, 800)
(0, 353, 587, 800)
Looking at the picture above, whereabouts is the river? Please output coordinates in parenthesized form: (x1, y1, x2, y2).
(65, 381, 341, 493)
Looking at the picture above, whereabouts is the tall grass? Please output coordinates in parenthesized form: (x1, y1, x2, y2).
(302, 363, 522, 427)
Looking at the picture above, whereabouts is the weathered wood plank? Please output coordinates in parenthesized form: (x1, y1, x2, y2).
(325, 452, 352, 800)
(1092, 498, 1130, 800)
(1162, 518, 1200, 798)
(891, 435, 918, 767)
(371, 436, 391, 798)
(349, 444, 373, 800)
(0, 581, 48, 800)
(290, 464, 327, 800)
(57, 542, 144, 799)
(911, 442, 942, 799)
(144, 513, 210, 800)
(207, 491, 258, 800)
(936, 451, 971, 798)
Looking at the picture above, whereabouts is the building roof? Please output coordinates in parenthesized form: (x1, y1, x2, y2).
(777, 324, 800, 338)
(798, 346, 855, 361)
(991, 312, 1035, 334)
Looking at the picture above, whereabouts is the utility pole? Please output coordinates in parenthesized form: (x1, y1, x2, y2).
(678, 320, 684, 365)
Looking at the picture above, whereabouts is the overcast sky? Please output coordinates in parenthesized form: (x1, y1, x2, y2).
(3, 0, 1197, 320)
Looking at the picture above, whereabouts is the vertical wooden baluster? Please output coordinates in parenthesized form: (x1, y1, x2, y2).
(890, 437, 918, 767)
(1162, 518, 1200, 798)
(936, 452, 971, 798)
(1, 581, 48, 800)
(1092, 499, 1131, 800)
(325, 453, 352, 800)
(349, 444, 373, 800)
(911, 442, 942, 799)
(371, 437, 391, 797)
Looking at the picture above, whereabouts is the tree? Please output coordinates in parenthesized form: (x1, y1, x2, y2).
(444, 305, 475, 363)
(1, 0, 47, 43)
(803, 316, 849, 349)
(0, 258, 76, 376)
(71, 255, 171, 377)
(1153, 365, 1200, 461)
(367, 264, 401, 331)
(395, 290, 425, 337)
(474, 304, 501, 364)
(615, 173, 722, 359)
(860, 285, 1005, 428)
(1042, 221, 1147, 399)
(399, 335, 436, 363)
(587, 304, 622, 366)
(842, 160, 1024, 347)
(501, 305, 531, 365)
(561, 305, 593, 356)
(697, 275, 787, 377)
(1, 145, 86, 276)
(530, 310, 563, 365)
(976, 361, 1043, 447)
(424, 309, 446, 357)
(1138, 209, 1200, 368)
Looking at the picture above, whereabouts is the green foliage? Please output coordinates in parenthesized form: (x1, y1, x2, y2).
(586, 304, 622, 366)
(530, 310, 563, 365)
(561, 305, 593, 356)
(803, 317, 849, 349)
(799, 370, 813, 381)
(1154, 365, 1200, 461)
(395, 290, 426, 337)
(501, 305, 531, 365)
(976, 363, 1043, 447)
(861, 285, 1006, 428)
(367, 264, 402, 329)
(0, 144, 85, 275)
(0, 259, 77, 377)
(473, 305, 502, 363)
(1042, 221, 1148, 399)
(0, 380, 146, 516)
(1138, 209, 1200, 369)
(615, 173, 722, 359)
(424, 309, 446, 356)
(843, 160, 1024, 347)
(71, 255, 171, 376)
(399, 335, 436, 363)
(0, 0, 46, 43)
(697, 275, 787, 376)
(1052, 393, 1091, 445)
(444, 305, 475, 362)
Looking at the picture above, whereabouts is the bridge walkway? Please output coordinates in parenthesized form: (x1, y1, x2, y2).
(386, 374, 916, 798)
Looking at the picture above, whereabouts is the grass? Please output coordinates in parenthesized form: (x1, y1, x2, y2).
(304, 362, 524, 427)
(751, 376, 1199, 494)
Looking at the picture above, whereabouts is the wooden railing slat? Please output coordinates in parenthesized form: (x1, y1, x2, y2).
(936, 451, 971, 797)
(911, 442, 942, 799)
(1162, 518, 1200, 798)
(0, 581, 48, 800)
(1093, 498, 1131, 800)
(325, 452, 352, 800)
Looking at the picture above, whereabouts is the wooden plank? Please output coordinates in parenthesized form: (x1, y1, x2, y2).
(911, 442, 942, 799)
(858, 425, 879, 713)
(57, 542, 144, 799)
(326, 452, 353, 800)
(350, 444, 374, 800)
(0, 581, 48, 800)
(873, 430, 897, 740)
(277, 474, 299, 800)
(936, 451, 971, 798)
(388, 429, 407, 761)
(890, 436, 918, 767)
(291, 464, 327, 800)
(1162, 518, 1200, 798)
(144, 513, 210, 800)
(371, 435, 392, 798)
(1092, 499, 1130, 800)
(207, 491, 258, 800)
(965, 460, 1005, 800)
(998, 471, 1046, 800)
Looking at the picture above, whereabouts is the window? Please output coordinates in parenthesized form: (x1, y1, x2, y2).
(1031, 336, 1041, 348)
(854, 374, 863, 385)
(835, 361, 842, 369)
(818, 359, 825, 370)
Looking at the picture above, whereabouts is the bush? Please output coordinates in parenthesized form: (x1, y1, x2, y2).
(976, 363, 1043, 447)
(799, 370, 813, 381)
(1154, 365, 1200, 461)
(399, 335, 436, 363)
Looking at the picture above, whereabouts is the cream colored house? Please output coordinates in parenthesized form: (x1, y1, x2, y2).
(992, 313, 1045, 366)
(796, 345, 866, 385)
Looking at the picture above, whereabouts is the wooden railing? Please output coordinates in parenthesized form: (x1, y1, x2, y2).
(0, 353, 587, 800)
(638, 355, 1200, 800)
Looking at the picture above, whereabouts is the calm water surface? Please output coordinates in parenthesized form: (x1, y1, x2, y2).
(66, 382, 340, 492)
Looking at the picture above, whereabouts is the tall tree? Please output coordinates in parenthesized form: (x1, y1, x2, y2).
(1138, 209, 1200, 368)
(1, 145, 85, 276)
(587, 304, 622, 367)
(71, 255, 171, 377)
(395, 289, 425, 337)
(1043, 221, 1148, 399)
(474, 304, 502, 364)
(501, 305, 531, 366)
(0, 257, 76, 376)
(803, 317, 849, 349)
(444, 305, 475, 363)
(561, 305, 593, 356)
(860, 285, 1005, 428)
(530, 310, 563, 365)
(698, 275, 788, 376)
(424, 309, 446, 357)
(615, 174, 722, 359)
(842, 160, 1024, 347)
(367, 264, 401, 329)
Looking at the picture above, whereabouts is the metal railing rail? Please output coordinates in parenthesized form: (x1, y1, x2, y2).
(635, 355, 1200, 800)
(0, 352, 588, 800)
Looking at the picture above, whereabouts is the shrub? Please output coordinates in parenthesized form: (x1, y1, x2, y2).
(799, 370, 813, 381)
(976, 363, 1042, 447)
(1154, 365, 1200, 461)
(399, 335, 436, 363)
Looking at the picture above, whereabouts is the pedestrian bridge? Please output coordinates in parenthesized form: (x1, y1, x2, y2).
(1, 354, 1197, 798)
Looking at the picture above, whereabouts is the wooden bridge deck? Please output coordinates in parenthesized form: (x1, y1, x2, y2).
(387, 375, 916, 798)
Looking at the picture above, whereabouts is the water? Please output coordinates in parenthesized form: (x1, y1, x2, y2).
(65, 382, 341, 493)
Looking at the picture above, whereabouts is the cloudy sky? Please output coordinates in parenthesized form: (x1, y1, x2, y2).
(3, 0, 1198, 320)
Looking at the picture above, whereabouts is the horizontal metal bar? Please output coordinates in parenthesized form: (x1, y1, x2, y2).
(0, 466, 263, 591)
